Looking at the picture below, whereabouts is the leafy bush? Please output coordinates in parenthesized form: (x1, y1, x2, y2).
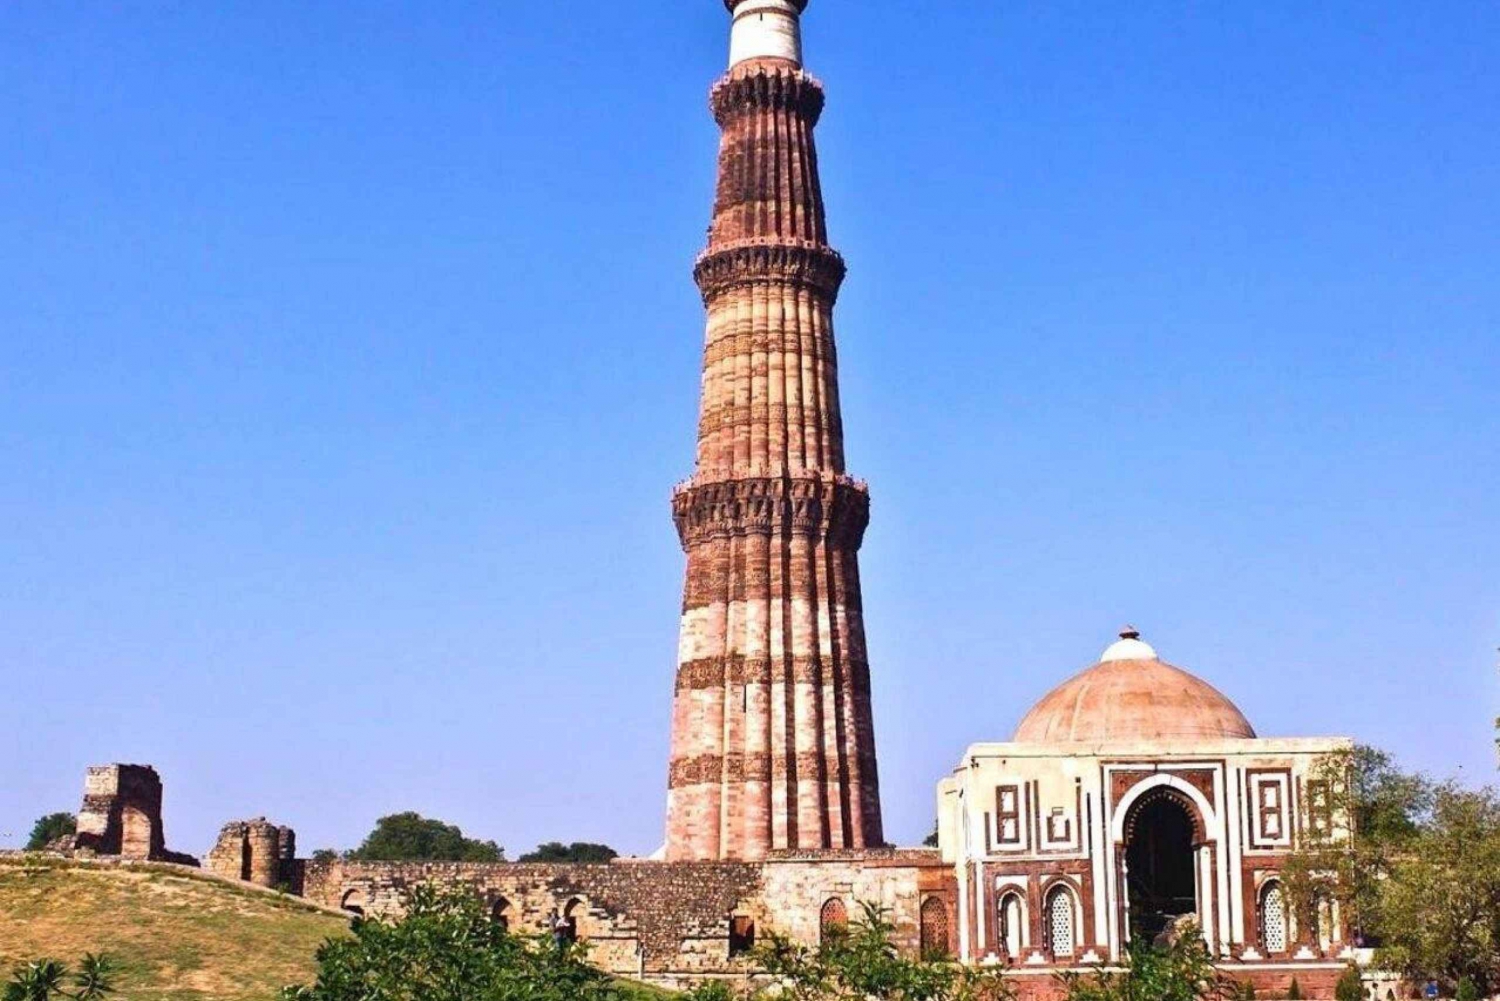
(518, 842, 618, 864)
(1336, 967, 1365, 1001)
(1456, 978, 1479, 1001)
(4, 954, 116, 1001)
(24, 814, 76, 852)
(755, 901, 1011, 1001)
(1057, 928, 1224, 1001)
(347, 813, 502, 863)
(281, 885, 620, 1001)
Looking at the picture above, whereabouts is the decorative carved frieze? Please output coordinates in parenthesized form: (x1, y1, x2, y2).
(672, 474, 869, 549)
(710, 62, 825, 127)
(693, 242, 846, 304)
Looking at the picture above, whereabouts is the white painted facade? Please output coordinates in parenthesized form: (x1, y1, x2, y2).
(936, 737, 1353, 968)
(729, 0, 803, 67)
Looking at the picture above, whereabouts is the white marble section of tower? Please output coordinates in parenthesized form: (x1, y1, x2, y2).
(729, 0, 802, 67)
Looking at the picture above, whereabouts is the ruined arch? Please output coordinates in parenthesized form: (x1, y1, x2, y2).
(558, 897, 583, 944)
(491, 896, 511, 932)
(340, 889, 367, 918)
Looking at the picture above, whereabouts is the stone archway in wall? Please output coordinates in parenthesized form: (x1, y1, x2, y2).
(1123, 787, 1203, 945)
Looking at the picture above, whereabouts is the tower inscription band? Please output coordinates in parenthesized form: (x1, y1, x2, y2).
(664, 0, 883, 861)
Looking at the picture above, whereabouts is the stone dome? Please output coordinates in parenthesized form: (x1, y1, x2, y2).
(1013, 629, 1256, 743)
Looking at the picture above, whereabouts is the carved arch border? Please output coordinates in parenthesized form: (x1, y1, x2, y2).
(1110, 773, 1216, 847)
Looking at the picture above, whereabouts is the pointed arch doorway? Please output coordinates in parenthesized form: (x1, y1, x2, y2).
(1123, 789, 1202, 944)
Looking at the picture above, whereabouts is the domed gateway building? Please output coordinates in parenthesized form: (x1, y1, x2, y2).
(935, 630, 1353, 993)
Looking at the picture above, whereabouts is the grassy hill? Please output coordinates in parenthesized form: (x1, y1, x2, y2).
(0, 855, 350, 1001)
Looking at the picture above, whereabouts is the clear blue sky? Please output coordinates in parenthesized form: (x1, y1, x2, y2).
(3, 1, 1496, 856)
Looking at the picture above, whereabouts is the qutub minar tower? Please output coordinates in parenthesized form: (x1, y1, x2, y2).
(665, 0, 883, 861)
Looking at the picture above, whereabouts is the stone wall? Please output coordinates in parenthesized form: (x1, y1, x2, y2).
(205, 818, 297, 889)
(299, 850, 949, 989)
(69, 764, 196, 866)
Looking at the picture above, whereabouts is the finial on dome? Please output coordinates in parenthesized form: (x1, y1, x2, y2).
(1100, 626, 1158, 663)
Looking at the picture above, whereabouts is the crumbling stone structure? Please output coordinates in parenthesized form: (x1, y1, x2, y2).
(298, 850, 952, 990)
(205, 818, 297, 889)
(67, 764, 196, 866)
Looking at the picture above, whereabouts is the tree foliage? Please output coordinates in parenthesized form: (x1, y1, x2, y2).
(1282, 746, 1500, 995)
(518, 842, 618, 864)
(4, 955, 116, 1001)
(1374, 783, 1500, 994)
(749, 901, 1012, 1001)
(347, 813, 502, 863)
(1282, 746, 1433, 946)
(1057, 928, 1226, 1001)
(24, 813, 76, 852)
(281, 885, 619, 1001)
(1335, 967, 1365, 1001)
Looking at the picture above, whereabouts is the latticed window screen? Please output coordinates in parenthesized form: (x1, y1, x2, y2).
(820, 898, 848, 943)
(919, 897, 949, 958)
(1047, 889, 1075, 957)
(1262, 884, 1287, 953)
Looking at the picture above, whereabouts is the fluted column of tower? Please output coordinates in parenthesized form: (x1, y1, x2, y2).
(665, 0, 883, 861)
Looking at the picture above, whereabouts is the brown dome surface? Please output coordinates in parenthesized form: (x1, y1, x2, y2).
(1014, 641, 1256, 743)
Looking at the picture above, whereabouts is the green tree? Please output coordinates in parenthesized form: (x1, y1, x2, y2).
(1057, 928, 1226, 1001)
(922, 827, 940, 849)
(1283, 747, 1434, 950)
(347, 813, 503, 863)
(1374, 783, 1500, 994)
(281, 885, 620, 1001)
(23, 814, 76, 852)
(310, 849, 340, 863)
(1455, 979, 1479, 1001)
(1335, 967, 1365, 1001)
(4, 955, 116, 1001)
(518, 842, 618, 864)
(755, 901, 1012, 1001)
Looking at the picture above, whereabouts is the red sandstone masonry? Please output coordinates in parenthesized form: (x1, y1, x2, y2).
(665, 2, 882, 864)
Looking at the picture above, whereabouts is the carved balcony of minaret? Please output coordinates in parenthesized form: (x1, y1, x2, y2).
(710, 60, 825, 127)
(693, 241, 845, 304)
(671, 473, 869, 549)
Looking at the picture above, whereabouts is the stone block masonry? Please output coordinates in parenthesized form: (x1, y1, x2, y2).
(205, 818, 297, 889)
(666, 0, 883, 865)
(299, 851, 950, 990)
(68, 764, 197, 866)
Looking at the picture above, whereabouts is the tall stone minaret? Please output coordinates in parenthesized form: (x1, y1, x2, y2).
(665, 0, 883, 861)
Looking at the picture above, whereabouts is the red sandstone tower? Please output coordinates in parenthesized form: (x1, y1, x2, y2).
(665, 0, 883, 861)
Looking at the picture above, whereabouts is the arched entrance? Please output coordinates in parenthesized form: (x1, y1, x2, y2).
(1124, 790, 1199, 944)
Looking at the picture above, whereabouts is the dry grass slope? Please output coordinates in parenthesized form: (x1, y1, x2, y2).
(0, 856, 350, 1001)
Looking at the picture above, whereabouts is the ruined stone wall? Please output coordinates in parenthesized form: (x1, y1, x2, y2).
(757, 850, 945, 955)
(302, 859, 763, 984)
(298, 851, 949, 989)
(69, 764, 196, 866)
(205, 819, 296, 888)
